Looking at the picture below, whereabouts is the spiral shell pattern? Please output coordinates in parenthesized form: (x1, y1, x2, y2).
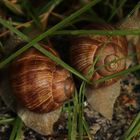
(10, 44, 75, 113)
(70, 24, 128, 88)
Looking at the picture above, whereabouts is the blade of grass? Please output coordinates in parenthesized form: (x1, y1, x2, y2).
(108, 0, 127, 21)
(38, 0, 63, 15)
(120, 113, 140, 140)
(34, 44, 90, 83)
(83, 117, 93, 140)
(0, 118, 15, 124)
(9, 116, 23, 140)
(2, 0, 24, 15)
(71, 90, 78, 140)
(95, 52, 136, 72)
(95, 64, 140, 85)
(68, 102, 72, 140)
(15, 120, 23, 140)
(22, 0, 41, 27)
(126, 1, 140, 18)
(52, 29, 140, 36)
(127, 123, 140, 140)
(78, 82, 86, 140)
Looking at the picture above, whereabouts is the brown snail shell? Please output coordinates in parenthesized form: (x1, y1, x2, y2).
(70, 24, 128, 88)
(0, 39, 75, 135)
(10, 44, 75, 113)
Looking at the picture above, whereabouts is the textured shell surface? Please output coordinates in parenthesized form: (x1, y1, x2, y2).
(10, 44, 75, 113)
(70, 24, 128, 88)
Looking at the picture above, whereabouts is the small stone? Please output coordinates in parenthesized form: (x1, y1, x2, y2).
(90, 123, 101, 135)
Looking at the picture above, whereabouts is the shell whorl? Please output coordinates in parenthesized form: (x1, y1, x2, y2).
(70, 24, 128, 88)
(10, 45, 75, 113)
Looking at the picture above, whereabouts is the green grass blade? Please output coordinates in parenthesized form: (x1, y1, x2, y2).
(38, 0, 63, 15)
(53, 29, 140, 36)
(0, 18, 29, 41)
(83, 117, 93, 140)
(0, 118, 15, 124)
(68, 102, 72, 140)
(108, 0, 127, 21)
(34, 44, 90, 83)
(15, 121, 23, 140)
(127, 122, 140, 140)
(9, 116, 23, 140)
(78, 82, 86, 140)
(126, 1, 140, 19)
(95, 64, 140, 85)
(120, 113, 140, 140)
(71, 90, 78, 140)
(95, 52, 136, 72)
(2, 0, 23, 15)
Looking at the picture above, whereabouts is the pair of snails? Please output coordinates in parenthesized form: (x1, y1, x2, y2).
(9, 24, 127, 114)
(0, 23, 128, 135)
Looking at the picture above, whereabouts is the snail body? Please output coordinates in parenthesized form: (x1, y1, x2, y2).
(10, 44, 75, 113)
(70, 24, 128, 87)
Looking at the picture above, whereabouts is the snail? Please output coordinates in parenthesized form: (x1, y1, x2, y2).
(10, 43, 75, 113)
(70, 24, 128, 88)
(0, 40, 75, 135)
(69, 24, 128, 119)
